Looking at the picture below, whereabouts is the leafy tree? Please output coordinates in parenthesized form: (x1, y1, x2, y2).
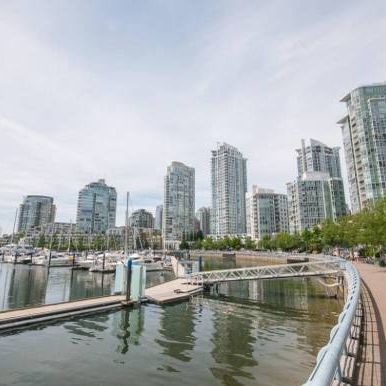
(50, 233, 59, 250)
(244, 237, 256, 250)
(179, 239, 189, 250)
(258, 235, 272, 250)
(93, 234, 104, 251)
(37, 234, 46, 248)
(76, 235, 85, 251)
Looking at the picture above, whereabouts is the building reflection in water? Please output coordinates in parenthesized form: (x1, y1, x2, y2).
(63, 313, 110, 341)
(213, 277, 342, 358)
(44, 268, 73, 304)
(213, 277, 324, 311)
(0, 263, 117, 311)
(113, 307, 145, 354)
(0, 264, 47, 310)
(69, 270, 114, 301)
(209, 300, 258, 385)
(155, 303, 196, 363)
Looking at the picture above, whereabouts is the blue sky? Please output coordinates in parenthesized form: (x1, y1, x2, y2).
(1, 1, 386, 232)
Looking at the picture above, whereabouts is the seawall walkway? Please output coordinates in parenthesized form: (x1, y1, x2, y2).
(354, 262, 386, 386)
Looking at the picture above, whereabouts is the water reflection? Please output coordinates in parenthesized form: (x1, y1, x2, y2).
(210, 300, 258, 385)
(113, 307, 145, 354)
(211, 277, 342, 358)
(156, 303, 196, 364)
(64, 314, 110, 340)
(0, 263, 114, 310)
(69, 271, 114, 301)
(0, 265, 342, 386)
(213, 277, 340, 312)
(0, 263, 47, 309)
(0, 263, 175, 312)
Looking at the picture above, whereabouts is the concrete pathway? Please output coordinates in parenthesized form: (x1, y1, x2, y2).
(354, 262, 386, 386)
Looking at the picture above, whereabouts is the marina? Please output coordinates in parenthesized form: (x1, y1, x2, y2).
(0, 258, 342, 386)
(0, 251, 383, 385)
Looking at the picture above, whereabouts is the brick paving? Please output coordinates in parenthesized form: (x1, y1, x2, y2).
(354, 262, 386, 386)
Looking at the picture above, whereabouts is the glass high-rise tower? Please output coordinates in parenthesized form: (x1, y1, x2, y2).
(17, 195, 56, 232)
(154, 205, 163, 231)
(338, 83, 386, 212)
(211, 143, 247, 236)
(76, 179, 117, 233)
(287, 139, 347, 233)
(162, 162, 195, 249)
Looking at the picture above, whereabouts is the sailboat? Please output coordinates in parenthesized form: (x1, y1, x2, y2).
(3, 209, 19, 263)
(33, 224, 74, 267)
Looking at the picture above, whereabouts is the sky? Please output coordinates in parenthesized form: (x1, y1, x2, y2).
(1, 0, 386, 233)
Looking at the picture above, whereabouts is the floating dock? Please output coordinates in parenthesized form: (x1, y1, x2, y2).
(145, 279, 202, 304)
(0, 295, 128, 332)
(0, 280, 203, 332)
(0, 256, 204, 332)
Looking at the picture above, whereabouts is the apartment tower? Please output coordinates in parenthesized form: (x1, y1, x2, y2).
(211, 143, 247, 236)
(338, 83, 386, 212)
(162, 162, 195, 249)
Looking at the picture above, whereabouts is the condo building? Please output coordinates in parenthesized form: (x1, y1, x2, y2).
(297, 139, 343, 179)
(211, 143, 247, 236)
(196, 207, 211, 237)
(17, 195, 56, 232)
(162, 162, 195, 249)
(287, 139, 347, 232)
(129, 209, 154, 229)
(154, 205, 163, 231)
(246, 186, 289, 240)
(76, 179, 117, 233)
(287, 172, 334, 233)
(338, 83, 386, 212)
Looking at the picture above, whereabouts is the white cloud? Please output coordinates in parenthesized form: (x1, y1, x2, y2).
(1, 1, 386, 233)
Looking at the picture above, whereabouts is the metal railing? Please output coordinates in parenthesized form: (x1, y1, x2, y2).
(185, 258, 342, 285)
(185, 254, 361, 385)
(303, 258, 361, 385)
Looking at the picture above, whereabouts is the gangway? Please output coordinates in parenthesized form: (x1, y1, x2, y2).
(185, 258, 343, 286)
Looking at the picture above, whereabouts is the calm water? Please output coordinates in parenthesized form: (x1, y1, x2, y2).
(0, 260, 342, 386)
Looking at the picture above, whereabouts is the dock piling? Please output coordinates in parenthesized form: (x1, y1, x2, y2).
(126, 259, 132, 302)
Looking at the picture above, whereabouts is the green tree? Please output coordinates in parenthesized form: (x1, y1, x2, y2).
(179, 239, 189, 250)
(37, 234, 46, 248)
(244, 237, 256, 250)
(258, 235, 272, 250)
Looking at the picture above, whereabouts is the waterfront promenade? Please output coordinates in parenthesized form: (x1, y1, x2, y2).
(354, 262, 386, 386)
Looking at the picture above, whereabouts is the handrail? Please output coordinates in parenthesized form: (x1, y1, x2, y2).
(302, 258, 361, 385)
(185, 258, 342, 285)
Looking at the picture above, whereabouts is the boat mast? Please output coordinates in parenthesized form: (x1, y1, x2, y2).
(58, 232, 62, 251)
(124, 192, 129, 259)
(48, 225, 54, 264)
(10, 208, 18, 245)
(67, 220, 72, 253)
(49, 226, 54, 251)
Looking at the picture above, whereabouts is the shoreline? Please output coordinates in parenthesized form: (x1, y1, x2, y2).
(189, 250, 309, 264)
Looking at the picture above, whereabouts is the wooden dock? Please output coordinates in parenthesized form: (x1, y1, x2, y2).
(145, 279, 203, 304)
(0, 295, 128, 332)
(0, 261, 204, 332)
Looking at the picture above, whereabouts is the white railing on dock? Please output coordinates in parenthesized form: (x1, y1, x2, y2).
(185, 258, 342, 285)
(303, 259, 361, 386)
